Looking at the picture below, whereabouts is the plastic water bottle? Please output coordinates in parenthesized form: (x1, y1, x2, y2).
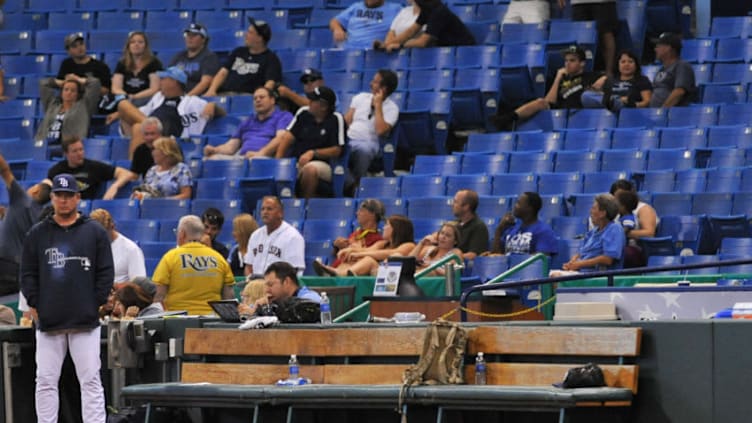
(288, 354, 299, 380)
(320, 292, 332, 324)
(475, 352, 487, 385)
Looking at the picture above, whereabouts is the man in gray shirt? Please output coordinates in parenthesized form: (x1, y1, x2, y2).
(649, 32, 696, 108)
(169, 23, 220, 96)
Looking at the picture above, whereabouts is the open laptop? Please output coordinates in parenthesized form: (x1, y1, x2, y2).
(208, 299, 241, 323)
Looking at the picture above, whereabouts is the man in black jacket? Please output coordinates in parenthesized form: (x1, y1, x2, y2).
(21, 173, 114, 423)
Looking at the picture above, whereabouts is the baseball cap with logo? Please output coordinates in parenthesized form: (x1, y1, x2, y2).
(248, 17, 272, 44)
(64, 32, 85, 49)
(655, 32, 682, 51)
(306, 86, 337, 108)
(157, 66, 188, 85)
(562, 45, 586, 61)
(52, 174, 78, 193)
(300, 68, 323, 83)
(184, 23, 208, 38)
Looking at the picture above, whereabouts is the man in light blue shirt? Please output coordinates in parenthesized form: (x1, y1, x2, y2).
(330, 0, 402, 49)
(261, 261, 322, 304)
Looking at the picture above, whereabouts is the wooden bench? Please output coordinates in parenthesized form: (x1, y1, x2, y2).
(121, 324, 641, 422)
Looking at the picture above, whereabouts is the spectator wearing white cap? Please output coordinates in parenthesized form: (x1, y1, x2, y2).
(169, 23, 220, 97)
(108, 66, 224, 158)
(205, 18, 282, 96)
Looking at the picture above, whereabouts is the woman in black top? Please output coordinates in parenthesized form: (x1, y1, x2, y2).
(600, 50, 653, 111)
(402, 0, 476, 48)
(111, 31, 163, 106)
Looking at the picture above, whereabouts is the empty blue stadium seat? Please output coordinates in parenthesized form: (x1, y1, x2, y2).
(651, 192, 693, 217)
(459, 153, 509, 174)
(516, 109, 567, 132)
(658, 127, 707, 149)
(718, 103, 752, 126)
(2, 55, 48, 76)
(704, 167, 742, 193)
(492, 173, 537, 196)
(464, 132, 515, 153)
(682, 255, 720, 275)
(117, 219, 159, 243)
(28, 0, 76, 13)
(302, 219, 352, 242)
(712, 63, 752, 84)
(640, 170, 676, 193)
(715, 37, 752, 62)
(445, 174, 492, 196)
(476, 195, 511, 220)
(306, 198, 356, 220)
(582, 171, 628, 194)
(692, 193, 733, 216)
(408, 47, 456, 70)
(508, 151, 553, 173)
(657, 214, 701, 253)
(400, 175, 446, 198)
(562, 129, 611, 151)
(454, 44, 501, 69)
(646, 255, 681, 275)
(701, 83, 746, 104)
(706, 125, 752, 148)
(140, 241, 175, 259)
(411, 218, 446, 241)
(609, 128, 657, 150)
(412, 154, 460, 175)
(646, 148, 695, 171)
(0, 31, 33, 54)
(566, 193, 596, 217)
(553, 151, 600, 173)
(471, 255, 509, 282)
(320, 49, 364, 72)
(600, 149, 646, 172)
(356, 176, 400, 198)
(618, 108, 667, 128)
(91, 199, 141, 221)
(551, 216, 588, 239)
(395, 110, 445, 154)
(672, 169, 706, 193)
(500, 22, 548, 43)
(407, 196, 454, 220)
(139, 199, 190, 220)
(709, 16, 752, 38)
(202, 159, 247, 179)
(515, 130, 563, 152)
(719, 237, 752, 257)
(97, 11, 144, 31)
(567, 109, 617, 129)
(682, 38, 716, 63)
(666, 105, 718, 128)
(537, 172, 582, 196)
(363, 49, 409, 71)
(406, 68, 454, 92)
(194, 10, 244, 31)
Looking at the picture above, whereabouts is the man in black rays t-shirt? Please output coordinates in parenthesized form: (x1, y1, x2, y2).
(490, 45, 606, 131)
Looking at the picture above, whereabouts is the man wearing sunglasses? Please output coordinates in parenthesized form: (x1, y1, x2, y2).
(490, 45, 605, 131)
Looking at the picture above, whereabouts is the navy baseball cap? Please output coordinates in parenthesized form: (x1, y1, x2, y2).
(64, 32, 85, 49)
(248, 17, 272, 44)
(300, 68, 323, 83)
(655, 32, 682, 51)
(51, 174, 78, 193)
(306, 86, 336, 107)
(184, 23, 208, 38)
(562, 45, 586, 61)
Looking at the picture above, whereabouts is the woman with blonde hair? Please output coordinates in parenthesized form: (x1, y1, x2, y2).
(228, 213, 259, 276)
(111, 31, 163, 105)
(315, 215, 416, 276)
(132, 137, 192, 200)
(408, 221, 463, 276)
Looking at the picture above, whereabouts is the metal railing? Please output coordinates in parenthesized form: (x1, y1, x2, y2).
(414, 253, 463, 279)
(459, 257, 752, 322)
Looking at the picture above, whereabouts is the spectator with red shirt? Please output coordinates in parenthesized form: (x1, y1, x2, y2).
(313, 199, 386, 276)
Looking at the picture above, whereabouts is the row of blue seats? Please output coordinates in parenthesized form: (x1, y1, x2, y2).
(411, 149, 752, 175)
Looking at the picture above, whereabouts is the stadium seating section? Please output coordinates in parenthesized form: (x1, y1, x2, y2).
(0, 1, 748, 280)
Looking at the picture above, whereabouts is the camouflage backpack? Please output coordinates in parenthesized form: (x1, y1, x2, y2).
(399, 319, 468, 417)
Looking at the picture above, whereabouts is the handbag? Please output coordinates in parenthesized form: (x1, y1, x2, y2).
(554, 362, 606, 389)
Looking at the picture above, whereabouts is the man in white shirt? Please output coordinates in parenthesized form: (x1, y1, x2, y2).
(343, 69, 400, 195)
(244, 196, 305, 277)
(89, 208, 146, 284)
